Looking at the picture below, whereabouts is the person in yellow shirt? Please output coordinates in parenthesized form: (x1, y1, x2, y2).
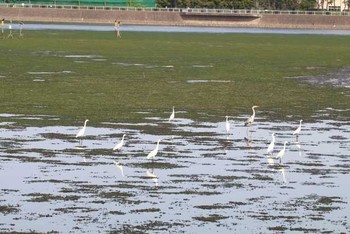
(1, 18, 5, 35)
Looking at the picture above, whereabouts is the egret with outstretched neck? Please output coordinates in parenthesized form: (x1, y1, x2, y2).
(147, 139, 161, 160)
(113, 134, 126, 151)
(275, 141, 288, 163)
(245, 106, 259, 126)
(169, 106, 175, 122)
(225, 116, 230, 135)
(267, 133, 275, 155)
(293, 120, 303, 137)
(76, 119, 89, 142)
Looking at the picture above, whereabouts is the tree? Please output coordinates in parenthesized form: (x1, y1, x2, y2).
(299, 0, 316, 10)
(156, 0, 316, 10)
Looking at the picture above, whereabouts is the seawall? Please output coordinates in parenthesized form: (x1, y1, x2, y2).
(1, 6, 350, 29)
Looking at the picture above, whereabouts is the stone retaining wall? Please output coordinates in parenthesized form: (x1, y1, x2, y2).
(1, 7, 350, 29)
(260, 14, 350, 28)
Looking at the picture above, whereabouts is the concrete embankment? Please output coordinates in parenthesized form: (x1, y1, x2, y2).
(1, 6, 350, 29)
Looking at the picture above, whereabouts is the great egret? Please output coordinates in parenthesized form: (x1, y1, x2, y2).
(293, 120, 303, 136)
(76, 119, 89, 140)
(113, 134, 126, 151)
(225, 116, 230, 134)
(245, 106, 259, 126)
(169, 106, 175, 122)
(147, 139, 161, 160)
(275, 141, 288, 163)
(267, 133, 275, 155)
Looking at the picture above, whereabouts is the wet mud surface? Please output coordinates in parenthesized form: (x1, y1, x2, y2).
(287, 67, 350, 91)
(0, 111, 349, 233)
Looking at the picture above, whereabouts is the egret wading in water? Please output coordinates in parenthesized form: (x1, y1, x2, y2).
(169, 106, 175, 122)
(147, 139, 161, 160)
(225, 116, 230, 135)
(76, 119, 89, 143)
(267, 133, 275, 155)
(293, 120, 303, 139)
(113, 134, 126, 151)
(275, 141, 288, 163)
(245, 106, 259, 126)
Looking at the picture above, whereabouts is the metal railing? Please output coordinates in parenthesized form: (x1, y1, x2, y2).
(1, 3, 350, 16)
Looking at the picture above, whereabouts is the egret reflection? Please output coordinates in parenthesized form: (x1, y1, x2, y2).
(146, 170, 159, 187)
(113, 160, 125, 177)
(278, 167, 288, 184)
(244, 136, 254, 148)
(294, 140, 303, 157)
(266, 156, 275, 166)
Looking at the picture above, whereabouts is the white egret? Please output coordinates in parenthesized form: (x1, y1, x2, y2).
(113, 134, 126, 151)
(76, 119, 89, 140)
(225, 116, 230, 134)
(113, 160, 125, 177)
(245, 105, 259, 126)
(275, 141, 288, 163)
(146, 139, 161, 160)
(293, 120, 303, 136)
(169, 106, 175, 122)
(267, 133, 275, 155)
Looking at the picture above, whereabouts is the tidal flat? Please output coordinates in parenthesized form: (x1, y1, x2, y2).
(0, 30, 349, 233)
(1, 30, 350, 121)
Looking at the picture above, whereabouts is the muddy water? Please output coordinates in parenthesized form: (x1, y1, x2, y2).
(0, 111, 349, 233)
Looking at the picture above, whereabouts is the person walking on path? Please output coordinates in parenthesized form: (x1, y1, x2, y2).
(114, 20, 121, 38)
(19, 21, 24, 38)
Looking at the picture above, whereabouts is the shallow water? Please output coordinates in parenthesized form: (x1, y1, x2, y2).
(15, 23, 350, 35)
(0, 110, 349, 233)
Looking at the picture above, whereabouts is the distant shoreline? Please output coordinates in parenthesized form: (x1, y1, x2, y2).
(1, 6, 350, 30)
